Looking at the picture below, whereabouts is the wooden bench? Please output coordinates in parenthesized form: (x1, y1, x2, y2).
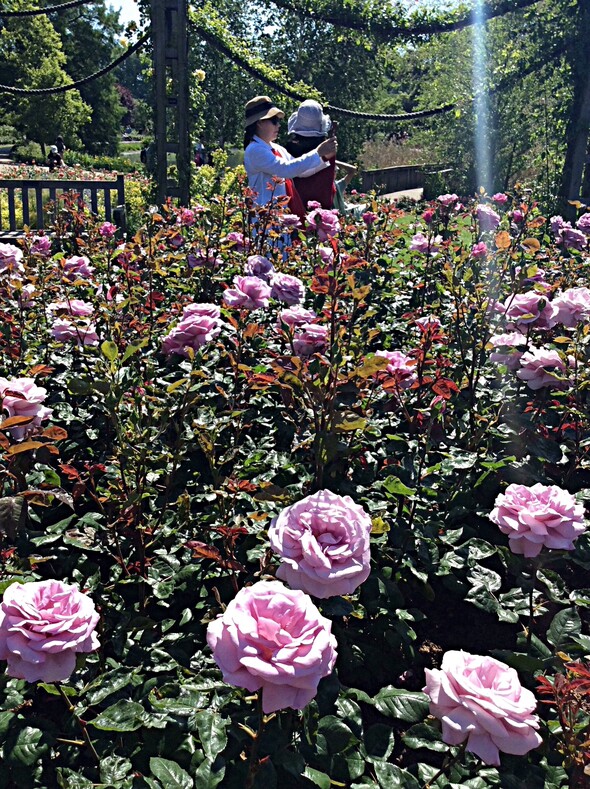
(0, 174, 126, 240)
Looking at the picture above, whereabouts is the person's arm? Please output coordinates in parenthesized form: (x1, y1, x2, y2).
(336, 160, 357, 187)
(246, 139, 335, 180)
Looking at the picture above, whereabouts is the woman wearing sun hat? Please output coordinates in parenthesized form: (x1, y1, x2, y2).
(243, 95, 337, 214)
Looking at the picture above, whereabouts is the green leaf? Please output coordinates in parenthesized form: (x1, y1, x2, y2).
(383, 477, 415, 497)
(0, 496, 27, 540)
(302, 767, 331, 789)
(333, 414, 367, 432)
(150, 757, 193, 789)
(536, 569, 569, 603)
(194, 757, 226, 789)
(373, 688, 429, 723)
(56, 769, 94, 789)
(90, 699, 147, 731)
(317, 715, 357, 753)
(100, 755, 133, 784)
(4, 726, 51, 766)
(363, 723, 395, 762)
(192, 710, 228, 761)
(101, 340, 119, 361)
(373, 762, 421, 788)
(547, 608, 581, 648)
(402, 722, 447, 752)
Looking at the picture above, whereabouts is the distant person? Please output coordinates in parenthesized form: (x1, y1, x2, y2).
(194, 137, 206, 166)
(55, 135, 66, 156)
(243, 95, 337, 216)
(48, 145, 63, 171)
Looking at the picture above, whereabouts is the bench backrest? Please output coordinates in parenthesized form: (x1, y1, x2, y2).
(0, 175, 126, 231)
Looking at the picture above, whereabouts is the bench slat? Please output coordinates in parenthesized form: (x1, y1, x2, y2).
(22, 187, 30, 227)
(35, 185, 44, 229)
(8, 189, 16, 231)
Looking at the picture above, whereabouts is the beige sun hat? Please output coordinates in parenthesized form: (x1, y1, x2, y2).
(244, 96, 285, 128)
(287, 100, 331, 137)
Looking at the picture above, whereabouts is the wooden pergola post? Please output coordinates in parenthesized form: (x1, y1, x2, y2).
(150, 0, 191, 206)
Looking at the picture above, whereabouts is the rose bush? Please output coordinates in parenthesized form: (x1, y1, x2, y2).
(206, 580, 337, 713)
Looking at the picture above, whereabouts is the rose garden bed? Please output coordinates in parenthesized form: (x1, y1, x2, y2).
(0, 185, 588, 788)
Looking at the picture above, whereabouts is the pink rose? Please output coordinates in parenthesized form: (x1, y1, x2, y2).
(410, 232, 440, 254)
(62, 255, 95, 281)
(489, 483, 586, 557)
(224, 231, 249, 251)
(293, 323, 328, 356)
(503, 293, 558, 330)
(168, 233, 185, 249)
(0, 243, 24, 276)
(279, 213, 302, 228)
(516, 347, 570, 390)
(31, 236, 52, 257)
(550, 215, 566, 234)
(423, 650, 542, 765)
(268, 489, 372, 598)
(244, 255, 274, 282)
(477, 204, 501, 231)
(276, 305, 317, 331)
(307, 200, 322, 210)
(422, 209, 435, 224)
(374, 350, 417, 390)
(317, 245, 334, 264)
(437, 193, 458, 207)
(552, 287, 590, 327)
(0, 579, 100, 683)
(178, 208, 196, 226)
(488, 332, 527, 370)
(99, 222, 117, 238)
(270, 272, 306, 305)
(512, 209, 525, 224)
(48, 299, 94, 317)
(13, 283, 35, 308)
(362, 211, 378, 225)
(207, 580, 337, 714)
(0, 377, 53, 441)
(306, 208, 340, 241)
(557, 226, 587, 250)
(492, 192, 508, 204)
(162, 310, 222, 357)
(471, 242, 488, 258)
(576, 213, 590, 235)
(223, 276, 271, 310)
(182, 302, 220, 320)
(187, 250, 222, 269)
(52, 318, 100, 347)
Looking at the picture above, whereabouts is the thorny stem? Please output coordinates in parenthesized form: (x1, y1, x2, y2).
(422, 740, 468, 788)
(245, 692, 266, 789)
(55, 683, 100, 765)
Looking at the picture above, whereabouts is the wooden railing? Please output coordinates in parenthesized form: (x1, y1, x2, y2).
(361, 164, 451, 195)
(0, 174, 126, 238)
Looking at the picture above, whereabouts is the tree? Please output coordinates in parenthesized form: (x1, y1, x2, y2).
(50, 1, 125, 154)
(0, 11, 91, 152)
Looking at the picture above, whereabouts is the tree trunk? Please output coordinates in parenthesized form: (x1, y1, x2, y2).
(559, 0, 590, 218)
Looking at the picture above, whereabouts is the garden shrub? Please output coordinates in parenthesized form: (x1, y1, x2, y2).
(0, 186, 588, 788)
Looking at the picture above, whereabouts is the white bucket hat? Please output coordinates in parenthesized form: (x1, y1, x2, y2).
(288, 100, 331, 137)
